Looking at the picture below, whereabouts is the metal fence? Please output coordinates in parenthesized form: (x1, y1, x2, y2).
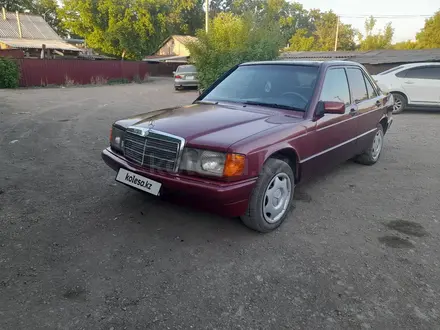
(0, 49, 24, 58)
(16, 59, 179, 87)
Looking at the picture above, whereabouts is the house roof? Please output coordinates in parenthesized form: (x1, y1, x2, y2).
(0, 38, 81, 51)
(0, 12, 60, 39)
(153, 35, 197, 55)
(280, 49, 440, 65)
(171, 35, 198, 45)
(0, 11, 81, 51)
(143, 55, 189, 63)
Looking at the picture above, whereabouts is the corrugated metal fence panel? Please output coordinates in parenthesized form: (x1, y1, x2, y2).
(146, 62, 181, 77)
(17, 59, 151, 87)
(0, 49, 24, 58)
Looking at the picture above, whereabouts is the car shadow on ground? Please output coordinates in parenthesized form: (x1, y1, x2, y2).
(103, 159, 364, 238)
(105, 187, 257, 240)
(174, 88, 199, 94)
(403, 108, 440, 114)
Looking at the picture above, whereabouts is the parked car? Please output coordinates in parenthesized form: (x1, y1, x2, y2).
(174, 64, 198, 90)
(372, 62, 440, 114)
(102, 60, 393, 233)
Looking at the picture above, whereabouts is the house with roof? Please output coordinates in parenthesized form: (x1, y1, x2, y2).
(144, 35, 198, 63)
(0, 8, 81, 58)
(280, 49, 440, 74)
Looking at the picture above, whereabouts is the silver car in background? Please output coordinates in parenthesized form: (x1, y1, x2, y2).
(174, 64, 199, 90)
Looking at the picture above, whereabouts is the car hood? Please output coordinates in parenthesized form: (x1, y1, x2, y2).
(115, 102, 305, 150)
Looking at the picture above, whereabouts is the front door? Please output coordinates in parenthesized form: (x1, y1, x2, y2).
(300, 67, 358, 175)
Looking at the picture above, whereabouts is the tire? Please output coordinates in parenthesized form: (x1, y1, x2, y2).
(241, 158, 295, 233)
(355, 124, 384, 165)
(392, 93, 407, 114)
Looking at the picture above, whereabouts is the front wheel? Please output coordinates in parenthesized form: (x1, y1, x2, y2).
(241, 158, 295, 233)
(355, 124, 384, 165)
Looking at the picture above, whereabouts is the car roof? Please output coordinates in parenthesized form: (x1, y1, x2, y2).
(394, 62, 440, 69)
(240, 60, 363, 68)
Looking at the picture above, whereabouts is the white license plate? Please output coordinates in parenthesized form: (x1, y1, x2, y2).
(186, 76, 194, 80)
(116, 168, 161, 196)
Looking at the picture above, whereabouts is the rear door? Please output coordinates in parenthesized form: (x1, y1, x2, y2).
(345, 66, 386, 154)
(396, 65, 440, 105)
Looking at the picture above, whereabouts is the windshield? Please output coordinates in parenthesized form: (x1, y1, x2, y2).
(202, 64, 319, 111)
(177, 65, 196, 73)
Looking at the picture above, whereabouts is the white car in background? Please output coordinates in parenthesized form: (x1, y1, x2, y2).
(372, 63, 440, 114)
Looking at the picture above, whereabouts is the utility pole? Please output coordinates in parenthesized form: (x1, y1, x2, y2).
(205, 0, 209, 33)
(334, 15, 339, 51)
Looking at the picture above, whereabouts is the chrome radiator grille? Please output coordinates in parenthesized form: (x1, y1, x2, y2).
(123, 130, 183, 172)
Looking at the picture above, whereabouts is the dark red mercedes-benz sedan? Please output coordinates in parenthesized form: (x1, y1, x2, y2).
(102, 60, 394, 233)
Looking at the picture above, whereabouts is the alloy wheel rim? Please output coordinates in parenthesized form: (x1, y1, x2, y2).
(371, 130, 383, 160)
(262, 173, 293, 224)
(393, 98, 402, 112)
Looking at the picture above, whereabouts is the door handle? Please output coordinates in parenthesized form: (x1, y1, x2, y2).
(404, 81, 414, 84)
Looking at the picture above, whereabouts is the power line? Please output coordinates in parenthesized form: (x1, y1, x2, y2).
(339, 14, 432, 19)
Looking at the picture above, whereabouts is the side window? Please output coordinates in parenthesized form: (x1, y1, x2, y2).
(395, 69, 408, 78)
(320, 68, 350, 105)
(346, 68, 368, 103)
(397, 67, 440, 79)
(432, 67, 440, 79)
(364, 75, 378, 98)
(405, 68, 429, 79)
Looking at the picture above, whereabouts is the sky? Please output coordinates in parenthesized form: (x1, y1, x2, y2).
(298, 0, 438, 42)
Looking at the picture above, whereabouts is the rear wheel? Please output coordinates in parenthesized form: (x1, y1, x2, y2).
(241, 158, 295, 233)
(355, 124, 384, 165)
(392, 93, 407, 114)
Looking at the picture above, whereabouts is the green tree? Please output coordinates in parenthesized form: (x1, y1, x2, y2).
(264, 0, 311, 44)
(0, 57, 20, 88)
(358, 16, 394, 50)
(392, 40, 419, 50)
(34, 0, 66, 36)
(416, 10, 440, 49)
(186, 11, 283, 88)
(313, 10, 356, 51)
(209, 0, 311, 46)
(0, 0, 33, 12)
(286, 10, 356, 51)
(287, 28, 315, 51)
(59, 0, 200, 59)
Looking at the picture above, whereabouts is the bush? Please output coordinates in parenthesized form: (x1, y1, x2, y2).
(0, 57, 20, 88)
(186, 12, 283, 89)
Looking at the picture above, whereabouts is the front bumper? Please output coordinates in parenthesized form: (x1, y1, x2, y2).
(101, 148, 256, 217)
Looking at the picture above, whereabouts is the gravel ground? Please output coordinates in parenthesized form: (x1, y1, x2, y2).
(1, 79, 439, 330)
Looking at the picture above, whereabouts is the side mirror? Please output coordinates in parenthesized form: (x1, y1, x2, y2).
(172, 71, 176, 75)
(198, 88, 204, 96)
(314, 101, 345, 120)
(323, 101, 345, 114)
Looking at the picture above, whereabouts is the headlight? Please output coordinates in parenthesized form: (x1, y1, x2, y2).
(110, 126, 125, 153)
(179, 148, 245, 177)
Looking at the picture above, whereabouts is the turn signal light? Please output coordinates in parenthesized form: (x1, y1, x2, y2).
(223, 154, 245, 177)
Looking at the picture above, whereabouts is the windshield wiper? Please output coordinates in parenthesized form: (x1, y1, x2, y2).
(194, 100, 218, 105)
(243, 101, 304, 112)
